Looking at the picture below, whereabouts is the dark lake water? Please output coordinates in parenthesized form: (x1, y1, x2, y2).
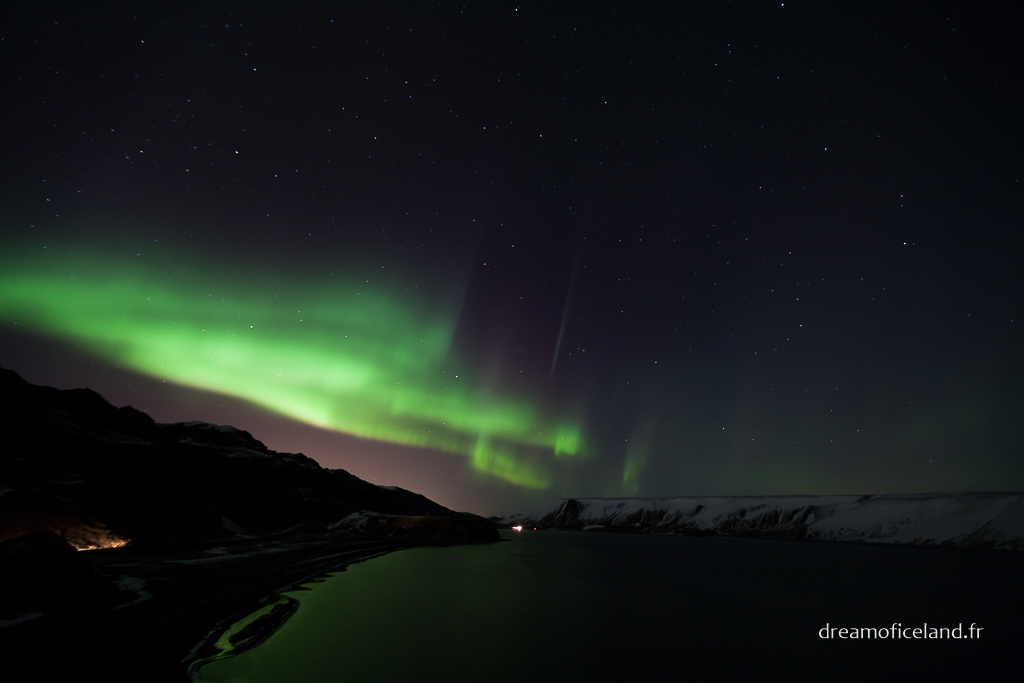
(200, 530, 1023, 682)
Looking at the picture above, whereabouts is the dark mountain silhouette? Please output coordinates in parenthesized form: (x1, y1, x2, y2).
(0, 366, 494, 548)
(0, 367, 495, 683)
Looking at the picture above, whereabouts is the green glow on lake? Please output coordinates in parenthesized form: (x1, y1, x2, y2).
(0, 246, 582, 488)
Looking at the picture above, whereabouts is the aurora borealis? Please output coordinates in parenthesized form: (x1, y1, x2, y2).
(0, 245, 580, 489)
(1, 2, 1022, 514)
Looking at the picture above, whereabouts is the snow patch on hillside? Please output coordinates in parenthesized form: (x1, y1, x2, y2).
(499, 493, 1024, 549)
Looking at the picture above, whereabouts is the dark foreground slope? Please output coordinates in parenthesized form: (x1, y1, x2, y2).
(0, 367, 496, 682)
(0, 367, 494, 547)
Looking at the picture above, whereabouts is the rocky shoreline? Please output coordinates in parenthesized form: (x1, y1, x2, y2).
(3, 527, 495, 682)
(0, 367, 498, 681)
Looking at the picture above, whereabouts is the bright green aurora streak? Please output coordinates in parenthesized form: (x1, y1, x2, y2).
(0, 247, 583, 488)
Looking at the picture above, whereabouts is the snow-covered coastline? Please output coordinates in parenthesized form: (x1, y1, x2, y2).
(498, 493, 1024, 550)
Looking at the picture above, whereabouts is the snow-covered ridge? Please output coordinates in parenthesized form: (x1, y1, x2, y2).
(499, 494, 1024, 550)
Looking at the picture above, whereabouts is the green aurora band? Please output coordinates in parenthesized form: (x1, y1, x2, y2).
(0, 247, 583, 488)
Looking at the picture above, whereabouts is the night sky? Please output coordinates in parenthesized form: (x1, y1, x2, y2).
(1, 2, 1021, 515)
